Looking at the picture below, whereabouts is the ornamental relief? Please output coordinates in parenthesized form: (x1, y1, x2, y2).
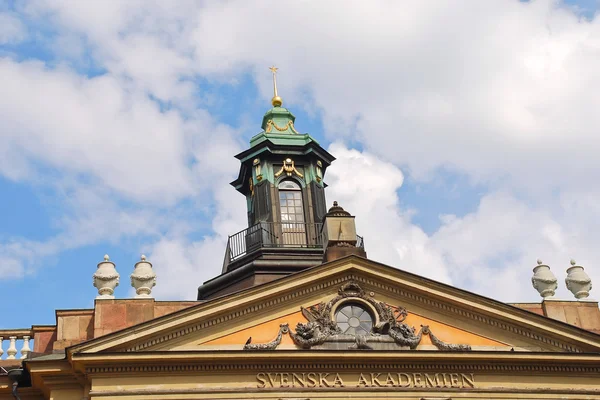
(274, 158, 304, 179)
(243, 281, 471, 351)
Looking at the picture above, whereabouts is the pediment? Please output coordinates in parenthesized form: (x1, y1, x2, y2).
(70, 256, 600, 356)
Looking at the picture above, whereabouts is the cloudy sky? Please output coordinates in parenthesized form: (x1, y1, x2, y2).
(1, 0, 600, 327)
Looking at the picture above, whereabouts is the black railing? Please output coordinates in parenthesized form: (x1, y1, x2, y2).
(223, 222, 365, 270)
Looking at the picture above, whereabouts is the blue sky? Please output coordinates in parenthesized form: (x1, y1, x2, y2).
(1, 0, 600, 329)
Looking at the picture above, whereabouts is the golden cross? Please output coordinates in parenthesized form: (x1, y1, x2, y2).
(269, 66, 279, 97)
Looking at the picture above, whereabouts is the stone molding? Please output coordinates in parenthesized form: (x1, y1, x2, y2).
(125, 276, 349, 352)
(353, 275, 584, 353)
(124, 273, 589, 353)
(84, 361, 600, 375)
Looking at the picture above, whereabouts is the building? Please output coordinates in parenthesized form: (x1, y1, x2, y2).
(1, 69, 600, 399)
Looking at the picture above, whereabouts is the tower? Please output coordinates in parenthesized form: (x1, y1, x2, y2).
(197, 68, 358, 300)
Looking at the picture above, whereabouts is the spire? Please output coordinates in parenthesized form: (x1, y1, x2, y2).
(269, 66, 283, 107)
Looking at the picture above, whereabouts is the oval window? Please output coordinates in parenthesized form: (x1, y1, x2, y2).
(335, 303, 373, 335)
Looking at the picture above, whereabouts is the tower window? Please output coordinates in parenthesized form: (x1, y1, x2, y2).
(278, 180, 306, 245)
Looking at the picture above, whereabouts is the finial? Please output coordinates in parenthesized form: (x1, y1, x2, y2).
(94, 254, 120, 299)
(566, 259, 592, 300)
(570, 259, 576, 266)
(531, 260, 557, 298)
(131, 254, 156, 298)
(269, 66, 283, 107)
(333, 201, 338, 207)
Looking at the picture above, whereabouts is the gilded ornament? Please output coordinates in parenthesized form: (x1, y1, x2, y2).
(269, 66, 283, 107)
(264, 119, 299, 134)
(274, 158, 303, 179)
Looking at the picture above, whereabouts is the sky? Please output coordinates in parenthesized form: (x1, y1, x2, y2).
(1, 0, 600, 328)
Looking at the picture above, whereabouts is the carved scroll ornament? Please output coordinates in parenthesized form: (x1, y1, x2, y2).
(244, 323, 289, 350)
(244, 281, 472, 352)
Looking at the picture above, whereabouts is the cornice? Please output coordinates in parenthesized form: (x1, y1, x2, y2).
(90, 387, 600, 397)
(82, 354, 600, 375)
(69, 256, 600, 355)
(126, 271, 592, 353)
(126, 275, 349, 352)
(353, 275, 582, 352)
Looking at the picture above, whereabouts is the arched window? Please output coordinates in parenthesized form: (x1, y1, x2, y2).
(278, 180, 306, 245)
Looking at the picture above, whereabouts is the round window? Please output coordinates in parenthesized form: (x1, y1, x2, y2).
(335, 303, 373, 335)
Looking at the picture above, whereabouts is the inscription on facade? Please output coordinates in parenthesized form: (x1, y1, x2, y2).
(256, 372, 475, 389)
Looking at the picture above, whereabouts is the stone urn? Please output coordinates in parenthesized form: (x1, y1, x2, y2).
(565, 259, 592, 300)
(531, 259, 557, 298)
(130, 255, 156, 298)
(93, 255, 120, 299)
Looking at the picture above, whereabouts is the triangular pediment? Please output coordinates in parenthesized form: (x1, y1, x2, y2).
(69, 256, 600, 356)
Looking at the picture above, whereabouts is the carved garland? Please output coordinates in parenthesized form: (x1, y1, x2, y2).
(265, 119, 300, 134)
(244, 281, 472, 352)
(244, 323, 289, 350)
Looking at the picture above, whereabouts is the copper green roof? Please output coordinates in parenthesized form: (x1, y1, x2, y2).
(250, 106, 320, 148)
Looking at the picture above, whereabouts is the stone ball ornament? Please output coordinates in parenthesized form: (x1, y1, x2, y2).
(531, 259, 558, 298)
(130, 254, 157, 298)
(565, 259, 592, 300)
(93, 254, 120, 299)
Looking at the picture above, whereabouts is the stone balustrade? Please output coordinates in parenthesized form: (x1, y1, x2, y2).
(0, 329, 33, 360)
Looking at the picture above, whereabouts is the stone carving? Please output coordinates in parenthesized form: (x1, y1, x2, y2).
(244, 323, 289, 350)
(566, 259, 592, 300)
(423, 325, 472, 351)
(93, 255, 120, 299)
(244, 281, 471, 352)
(130, 255, 156, 298)
(531, 259, 558, 298)
(349, 334, 373, 350)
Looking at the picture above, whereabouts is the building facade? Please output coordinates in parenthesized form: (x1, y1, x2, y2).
(1, 76, 600, 399)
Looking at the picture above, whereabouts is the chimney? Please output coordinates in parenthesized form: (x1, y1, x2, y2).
(322, 201, 367, 262)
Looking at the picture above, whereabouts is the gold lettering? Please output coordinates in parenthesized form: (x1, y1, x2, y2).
(371, 373, 383, 387)
(256, 372, 267, 388)
(357, 373, 370, 387)
(307, 372, 318, 387)
(385, 373, 396, 386)
(424, 373, 436, 387)
(333, 373, 345, 387)
(435, 373, 444, 388)
(292, 373, 305, 387)
(255, 371, 475, 389)
(397, 373, 411, 387)
(450, 373, 460, 388)
(461, 373, 475, 388)
(267, 373, 277, 387)
(442, 373, 451, 387)
(413, 373, 423, 387)
(280, 372, 290, 387)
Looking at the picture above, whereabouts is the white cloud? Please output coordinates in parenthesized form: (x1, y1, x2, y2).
(326, 144, 600, 302)
(0, 12, 26, 44)
(2, 1, 600, 306)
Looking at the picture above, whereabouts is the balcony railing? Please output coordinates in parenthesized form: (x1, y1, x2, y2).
(0, 330, 32, 360)
(223, 222, 364, 270)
